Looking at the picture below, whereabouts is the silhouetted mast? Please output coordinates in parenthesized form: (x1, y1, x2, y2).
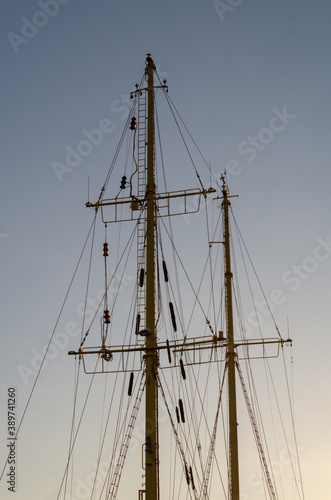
(144, 53, 159, 500)
(222, 175, 240, 500)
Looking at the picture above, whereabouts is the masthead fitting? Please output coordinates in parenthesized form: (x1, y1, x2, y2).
(146, 53, 155, 68)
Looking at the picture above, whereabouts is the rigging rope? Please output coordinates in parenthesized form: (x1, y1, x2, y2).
(103, 223, 109, 344)
(162, 91, 205, 191)
(62, 357, 83, 500)
(281, 348, 306, 500)
(157, 374, 198, 500)
(0, 213, 98, 483)
(155, 97, 186, 332)
(159, 216, 214, 339)
(200, 362, 228, 500)
(231, 207, 282, 339)
(236, 360, 278, 500)
(78, 219, 140, 347)
(227, 211, 286, 499)
(155, 69, 222, 193)
(81, 215, 97, 344)
(97, 73, 145, 205)
(106, 371, 146, 500)
(57, 355, 101, 500)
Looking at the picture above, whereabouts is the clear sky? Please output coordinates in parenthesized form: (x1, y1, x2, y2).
(1, 0, 331, 498)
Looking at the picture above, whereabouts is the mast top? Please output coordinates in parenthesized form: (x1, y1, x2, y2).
(221, 173, 229, 196)
(146, 53, 155, 68)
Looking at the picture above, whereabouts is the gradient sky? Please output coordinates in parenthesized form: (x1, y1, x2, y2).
(1, 0, 331, 498)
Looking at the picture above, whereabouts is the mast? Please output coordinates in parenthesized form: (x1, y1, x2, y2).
(79, 55, 216, 497)
(222, 176, 240, 500)
(65, 56, 295, 500)
(144, 53, 159, 500)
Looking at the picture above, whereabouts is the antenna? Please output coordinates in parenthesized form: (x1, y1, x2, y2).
(209, 160, 212, 188)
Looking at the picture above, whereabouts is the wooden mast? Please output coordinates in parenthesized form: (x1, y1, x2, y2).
(144, 53, 159, 500)
(222, 176, 240, 500)
(68, 55, 292, 500)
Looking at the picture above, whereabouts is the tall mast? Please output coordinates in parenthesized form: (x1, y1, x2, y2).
(75, 55, 218, 498)
(67, 56, 293, 500)
(144, 53, 159, 500)
(222, 176, 240, 500)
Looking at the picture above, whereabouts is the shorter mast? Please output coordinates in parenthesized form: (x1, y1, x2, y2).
(222, 176, 240, 500)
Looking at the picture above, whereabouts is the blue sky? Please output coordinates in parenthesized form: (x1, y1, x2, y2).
(1, 0, 331, 498)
